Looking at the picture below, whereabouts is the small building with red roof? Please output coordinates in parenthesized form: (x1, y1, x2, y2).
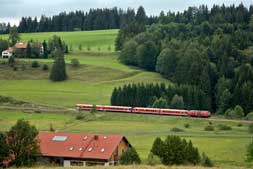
(37, 132, 131, 167)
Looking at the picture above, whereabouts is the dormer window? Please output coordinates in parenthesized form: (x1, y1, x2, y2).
(83, 136, 88, 140)
(88, 147, 93, 152)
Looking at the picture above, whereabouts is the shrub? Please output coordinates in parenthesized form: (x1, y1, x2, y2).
(154, 136, 201, 165)
(147, 152, 161, 166)
(245, 112, 253, 121)
(237, 123, 243, 127)
(204, 125, 214, 131)
(225, 105, 244, 119)
(31, 61, 40, 68)
(21, 64, 26, 71)
(75, 113, 96, 121)
(42, 64, 49, 71)
(209, 121, 213, 125)
(184, 123, 190, 128)
(13, 66, 18, 71)
(8, 56, 15, 66)
(71, 58, 80, 68)
(119, 147, 141, 165)
(90, 104, 97, 114)
(201, 153, 214, 167)
(171, 127, 184, 132)
(217, 124, 232, 131)
(246, 140, 253, 162)
(249, 123, 253, 134)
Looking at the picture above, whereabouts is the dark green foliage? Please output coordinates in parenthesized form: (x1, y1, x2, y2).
(8, 26, 20, 46)
(8, 56, 15, 66)
(151, 137, 164, 157)
(49, 49, 67, 81)
(217, 124, 232, 131)
(90, 104, 97, 114)
(71, 58, 80, 68)
(170, 127, 184, 132)
(147, 152, 161, 166)
(111, 83, 209, 110)
(201, 153, 214, 167)
(42, 64, 49, 71)
(225, 105, 245, 119)
(152, 136, 200, 165)
(249, 123, 253, 134)
(204, 125, 214, 131)
(170, 94, 184, 109)
(0, 132, 9, 162)
(119, 147, 141, 165)
(31, 61, 40, 68)
(152, 97, 168, 108)
(184, 123, 190, 128)
(237, 123, 243, 127)
(49, 123, 55, 132)
(119, 40, 138, 65)
(137, 41, 158, 71)
(0, 39, 8, 53)
(245, 112, 253, 121)
(7, 119, 39, 167)
(117, 4, 253, 114)
(246, 140, 253, 162)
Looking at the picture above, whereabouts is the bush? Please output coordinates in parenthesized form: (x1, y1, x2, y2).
(90, 104, 97, 114)
(75, 112, 96, 121)
(13, 66, 18, 71)
(119, 147, 141, 165)
(147, 152, 161, 166)
(153, 136, 201, 165)
(184, 123, 190, 128)
(217, 124, 232, 131)
(42, 64, 49, 71)
(21, 64, 26, 71)
(31, 61, 40, 68)
(201, 153, 214, 167)
(237, 123, 243, 127)
(249, 123, 253, 133)
(246, 140, 253, 162)
(8, 56, 15, 66)
(204, 125, 214, 131)
(171, 127, 184, 132)
(245, 112, 253, 121)
(71, 58, 80, 68)
(225, 105, 244, 119)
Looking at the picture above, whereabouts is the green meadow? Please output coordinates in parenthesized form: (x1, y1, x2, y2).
(0, 30, 252, 168)
(0, 110, 252, 167)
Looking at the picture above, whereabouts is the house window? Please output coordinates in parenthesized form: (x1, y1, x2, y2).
(70, 161, 84, 166)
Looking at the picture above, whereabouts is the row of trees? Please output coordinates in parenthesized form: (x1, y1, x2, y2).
(0, 7, 157, 34)
(111, 83, 210, 111)
(116, 4, 253, 115)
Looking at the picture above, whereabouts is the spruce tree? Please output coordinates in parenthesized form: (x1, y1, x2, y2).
(49, 49, 67, 81)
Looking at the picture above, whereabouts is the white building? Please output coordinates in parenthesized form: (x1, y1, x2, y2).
(1, 48, 13, 58)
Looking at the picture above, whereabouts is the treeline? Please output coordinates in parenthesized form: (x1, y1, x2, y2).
(116, 3, 253, 114)
(0, 7, 158, 34)
(111, 83, 209, 111)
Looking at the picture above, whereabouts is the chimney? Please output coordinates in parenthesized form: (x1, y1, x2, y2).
(94, 135, 99, 140)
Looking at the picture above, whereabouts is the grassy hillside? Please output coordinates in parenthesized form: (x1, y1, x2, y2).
(0, 29, 118, 51)
(0, 110, 252, 167)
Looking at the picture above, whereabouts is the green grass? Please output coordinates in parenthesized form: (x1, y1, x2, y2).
(0, 29, 118, 51)
(0, 110, 252, 167)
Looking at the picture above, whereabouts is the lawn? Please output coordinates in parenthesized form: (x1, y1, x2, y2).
(0, 110, 252, 167)
(0, 29, 118, 51)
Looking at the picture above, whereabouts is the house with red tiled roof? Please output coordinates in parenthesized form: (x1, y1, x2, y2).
(37, 132, 131, 167)
(1, 47, 13, 58)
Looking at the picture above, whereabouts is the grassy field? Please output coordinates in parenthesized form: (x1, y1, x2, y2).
(0, 30, 252, 168)
(0, 110, 252, 168)
(0, 29, 118, 51)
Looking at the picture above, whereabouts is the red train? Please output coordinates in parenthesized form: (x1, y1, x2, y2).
(76, 104, 211, 118)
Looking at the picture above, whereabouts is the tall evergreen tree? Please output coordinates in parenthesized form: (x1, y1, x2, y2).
(49, 49, 67, 81)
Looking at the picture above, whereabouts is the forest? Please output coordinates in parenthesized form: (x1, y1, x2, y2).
(0, 7, 158, 34)
(114, 3, 253, 115)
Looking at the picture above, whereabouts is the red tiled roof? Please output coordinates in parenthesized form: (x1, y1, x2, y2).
(15, 42, 28, 49)
(37, 132, 128, 160)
